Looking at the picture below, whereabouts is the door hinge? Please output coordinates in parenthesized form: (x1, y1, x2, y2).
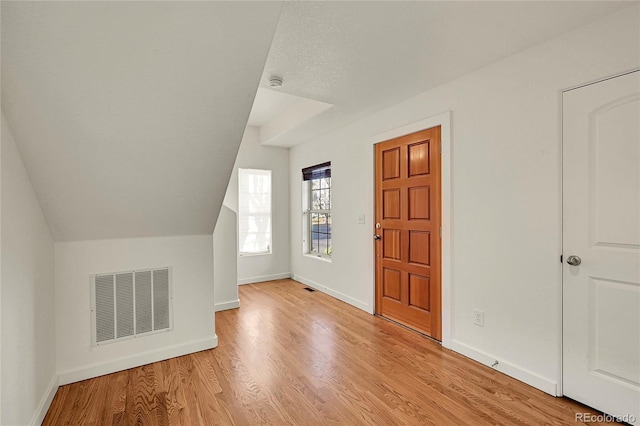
(440, 226, 442, 238)
(560, 254, 563, 264)
(440, 141, 442, 153)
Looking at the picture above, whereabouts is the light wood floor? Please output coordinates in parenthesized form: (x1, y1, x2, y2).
(44, 279, 611, 425)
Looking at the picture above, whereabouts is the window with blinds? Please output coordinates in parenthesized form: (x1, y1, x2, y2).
(238, 168, 272, 256)
(302, 162, 332, 258)
(91, 267, 172, 346)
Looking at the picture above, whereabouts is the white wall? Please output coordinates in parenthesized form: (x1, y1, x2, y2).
(54, 234, 216, 384)
(289, 6, 640, 396)
(1, 111, 3, 426)
(214, 205, 239, 311)
(0, 113, 3, 426)
(1, 112, 57, 425)
(223, 126, 291, 284)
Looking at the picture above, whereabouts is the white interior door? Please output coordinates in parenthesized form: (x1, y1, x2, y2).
(563, 70, 640, 425)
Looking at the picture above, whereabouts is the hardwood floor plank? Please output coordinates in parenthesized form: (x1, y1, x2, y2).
(41, 384, 69, 425)
(104, 370, 129, 425)
(43, 279, 614, 425)
(163, 356, 193, 425)
(123, 363, 156, 425)
(47, 376, 87, 426)
(189, 351, 234, 425)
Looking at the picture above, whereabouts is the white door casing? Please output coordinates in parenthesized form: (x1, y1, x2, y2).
(563, 70, 640, 425)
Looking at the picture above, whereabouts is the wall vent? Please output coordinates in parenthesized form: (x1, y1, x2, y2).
(91, 267, 173, 346)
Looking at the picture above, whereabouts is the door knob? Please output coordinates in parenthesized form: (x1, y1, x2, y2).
(373, 235, 381, 240)
(566, 255, 581, 266)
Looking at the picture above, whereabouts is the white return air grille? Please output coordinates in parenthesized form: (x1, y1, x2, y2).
(91, 267, 173, 346)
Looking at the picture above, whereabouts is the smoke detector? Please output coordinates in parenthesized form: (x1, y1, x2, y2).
(269, 76, 283, 87)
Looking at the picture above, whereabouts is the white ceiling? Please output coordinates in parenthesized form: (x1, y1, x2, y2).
(1, 1, 633, 241)
(1, 1, 283, 241)
(248, 88, 302, 127)
(248, 87, 333, 144)
(251, 1, 633, 147)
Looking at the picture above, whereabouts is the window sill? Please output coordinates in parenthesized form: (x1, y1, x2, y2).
(304, 253, 332, 263)
(239, 251, 272, 258)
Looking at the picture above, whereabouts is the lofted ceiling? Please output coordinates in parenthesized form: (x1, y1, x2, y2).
(1, 1, 634, 242)
(250, 1, 633, 147)
(1, 1, 283, 241)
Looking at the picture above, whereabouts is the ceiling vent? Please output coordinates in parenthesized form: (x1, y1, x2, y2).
(91, 267, 173, 346)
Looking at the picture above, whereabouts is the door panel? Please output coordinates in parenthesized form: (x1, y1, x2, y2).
(408, 274, 430, 310)
(591, 96, 639, 247)
(408, 141, 430, 176)
(375, 126, 441, 340)
(588, 278, 639, 384)
(563, 70, 639, 424)
(382, 229, 401, 260)
(408, 186, 430, 220)
(408, 231, 430, 265)
(383, 269, 402, 301)
(383, 190, 401, 219)
(382, 148, 401, 179)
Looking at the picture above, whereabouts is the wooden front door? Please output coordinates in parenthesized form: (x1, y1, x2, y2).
(375, 126, 441, 340)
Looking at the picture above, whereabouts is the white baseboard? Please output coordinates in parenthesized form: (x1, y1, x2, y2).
(291, 274, 370, 312)
(29, 374, 59, 426)
(58, 335, 218, 385)
(238, 272, 291, 285)
(215, 299, 240, 312)
(450, 339, 558, 396)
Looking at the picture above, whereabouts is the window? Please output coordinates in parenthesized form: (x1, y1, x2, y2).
(238, 169, 272, 255)
(303, 162, 331, 257)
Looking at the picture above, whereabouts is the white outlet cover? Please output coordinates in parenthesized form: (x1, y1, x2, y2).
(474, 310, 485, 327)
(358, 214, 365, 224)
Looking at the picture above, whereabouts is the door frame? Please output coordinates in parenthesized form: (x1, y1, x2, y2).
(368, 111, 452, 348)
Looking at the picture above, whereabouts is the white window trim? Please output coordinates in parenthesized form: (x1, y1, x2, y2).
(238, 168, 272, 256)
(303, 174, 332, 260)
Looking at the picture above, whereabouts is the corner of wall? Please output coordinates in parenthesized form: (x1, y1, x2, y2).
(230, 125, 291, 283)
(292, 274, 369, 312)
(58, 336, 218, 386)
(2, 110, 58, 425)
(29, 375, 59, 426)
(215, 300, 240, 312)
(238, 272, 291, 285)
(214, 205, 239, 311)
(449, 340, 558, 396)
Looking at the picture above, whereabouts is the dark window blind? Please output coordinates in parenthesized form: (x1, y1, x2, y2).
(302, 162, 331, 181)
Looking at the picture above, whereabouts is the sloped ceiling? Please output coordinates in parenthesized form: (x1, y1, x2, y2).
(2, 1, 633, 242)
(1, 1, 283, 241)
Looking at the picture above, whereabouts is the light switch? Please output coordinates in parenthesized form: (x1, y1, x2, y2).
(358, 214, 365, 224)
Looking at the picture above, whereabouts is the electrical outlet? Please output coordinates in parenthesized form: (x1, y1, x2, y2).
(473, 310, 485, 327)
(358, 214, 365, 224)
